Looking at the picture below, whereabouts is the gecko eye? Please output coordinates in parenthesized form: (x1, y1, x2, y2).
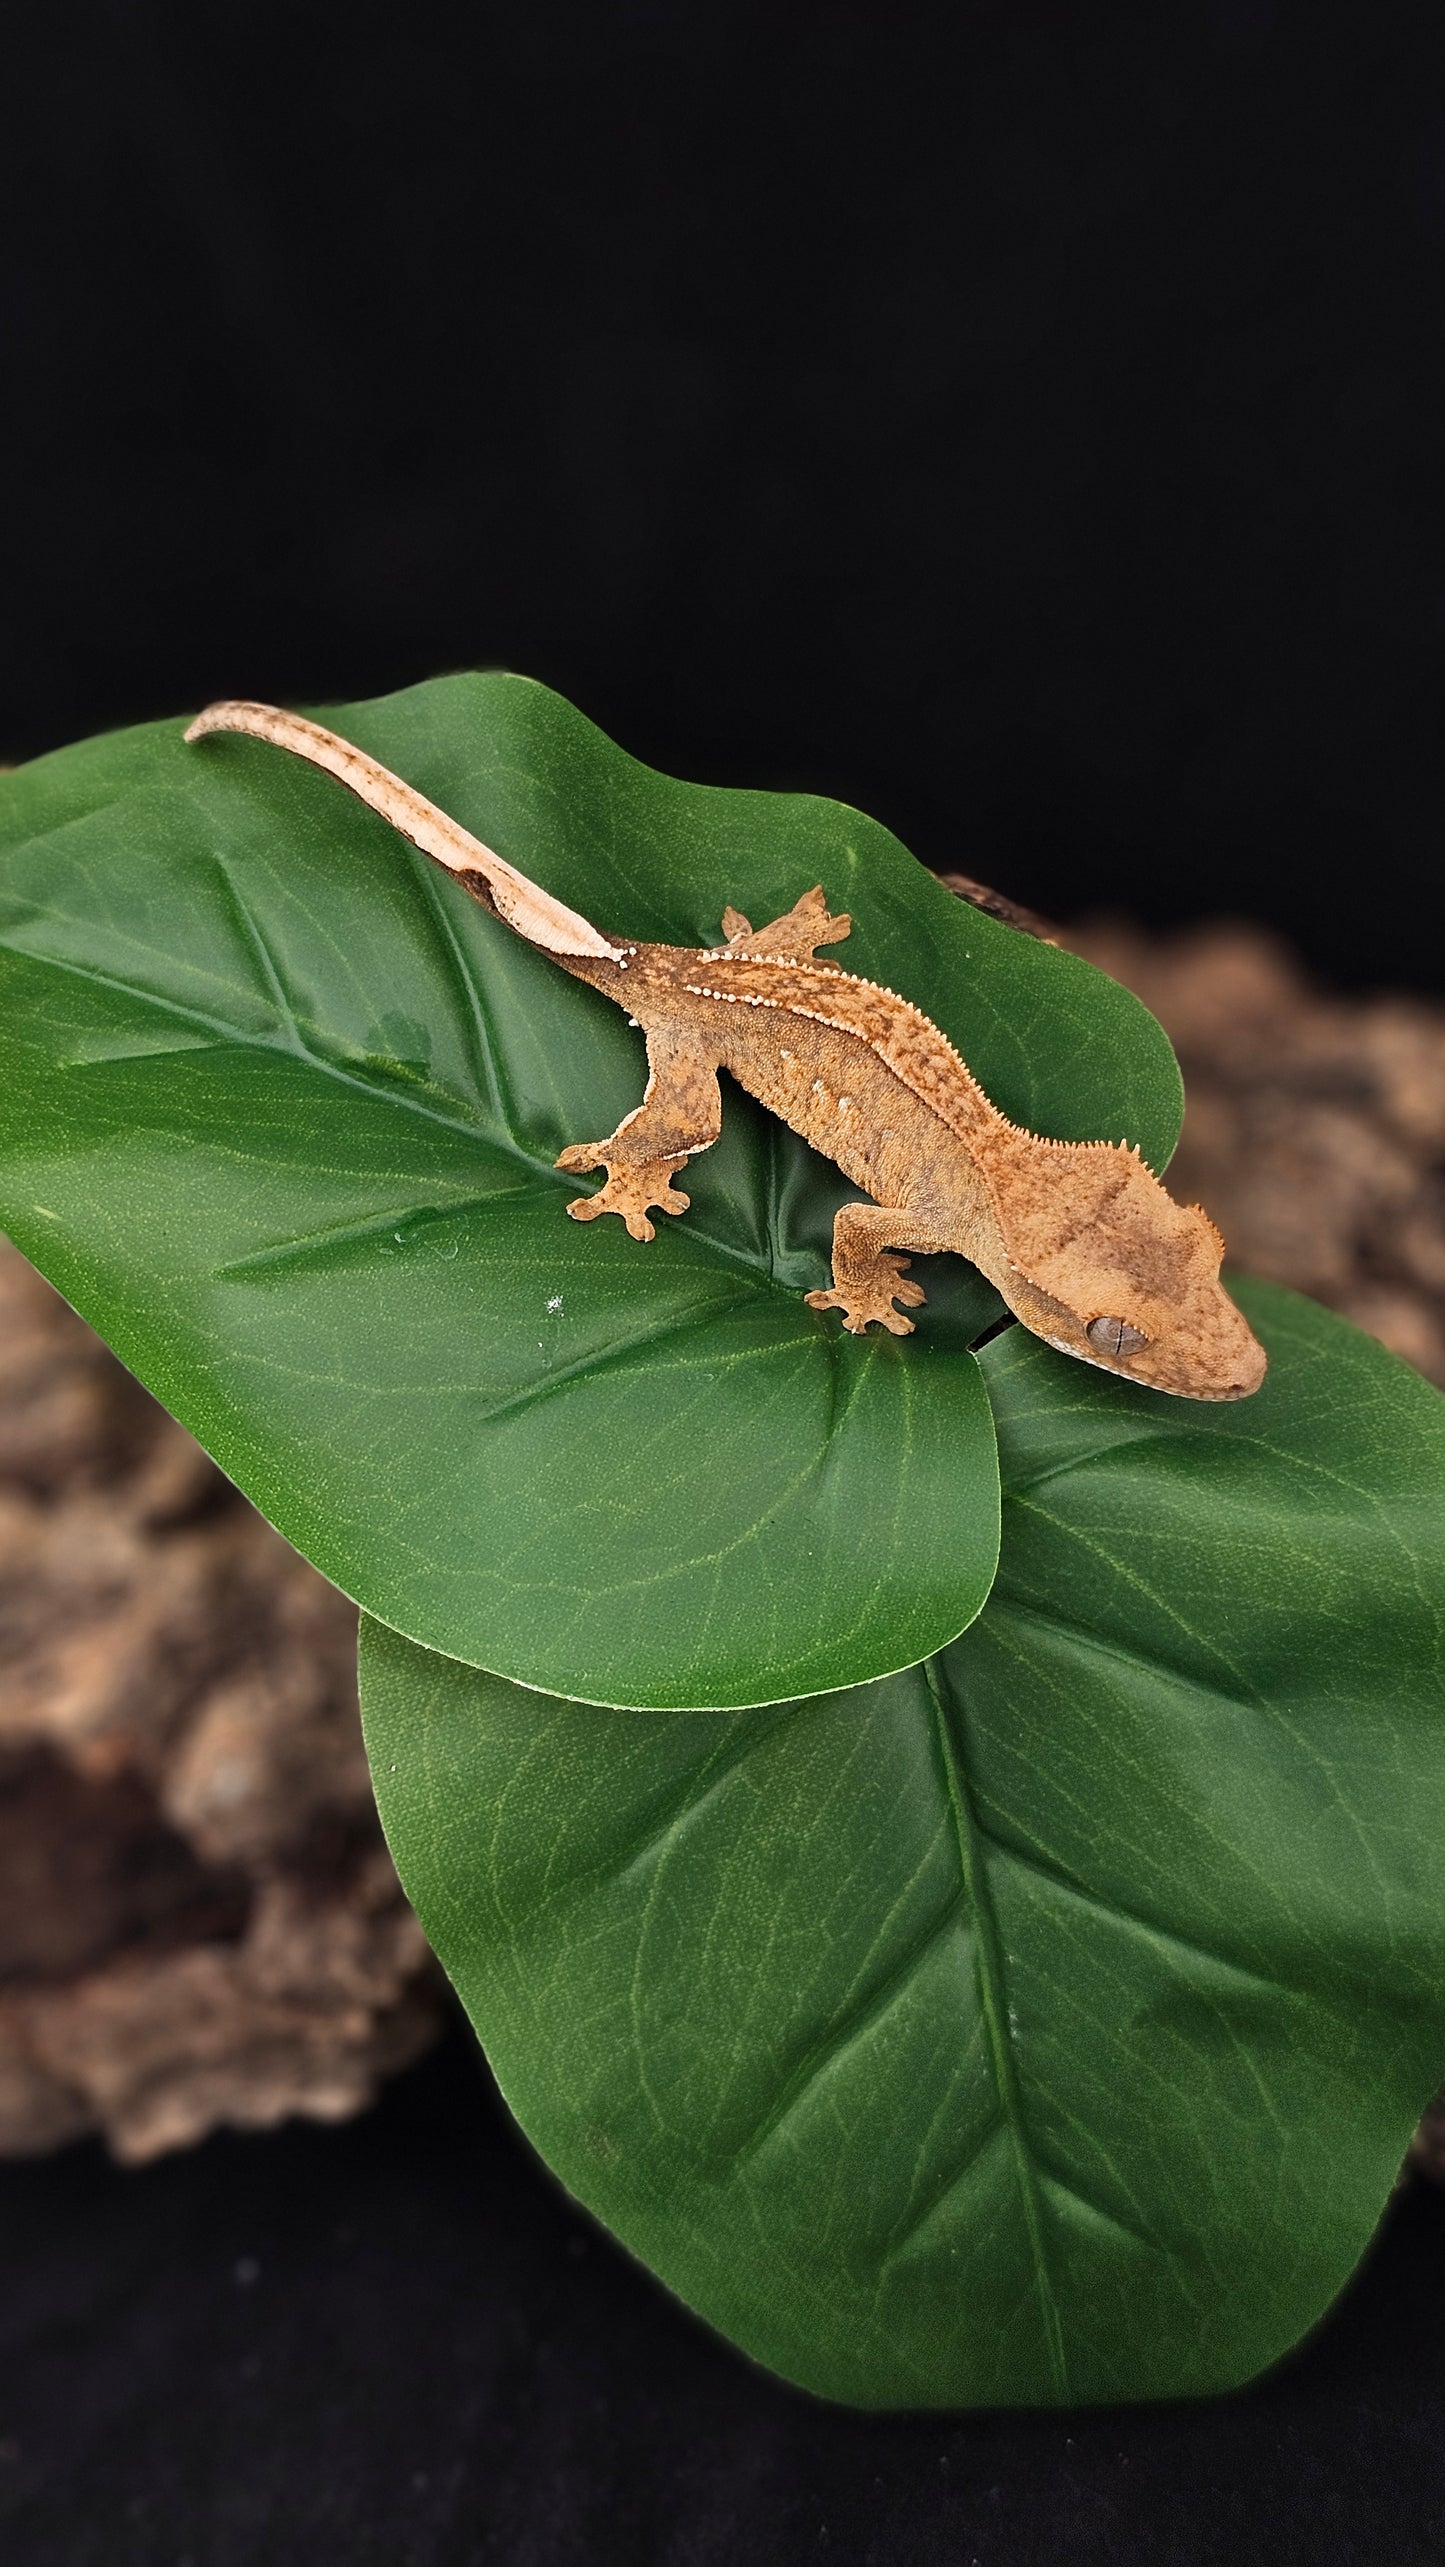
(1087, 1315, 1149, 1358)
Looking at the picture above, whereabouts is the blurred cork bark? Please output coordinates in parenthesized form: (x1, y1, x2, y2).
(0, 1245, 442, 2161)
(1, 901, 1442, 2173)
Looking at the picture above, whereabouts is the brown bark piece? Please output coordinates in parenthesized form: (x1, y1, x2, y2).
(1064, 916, 1445, 1390)
(3, 894, 1444, 2177)
(0, 1243, 443, 2161)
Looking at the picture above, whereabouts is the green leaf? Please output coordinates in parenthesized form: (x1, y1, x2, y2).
(359, 1280, 1445, 2408)
(0, 675, 1178, 1707)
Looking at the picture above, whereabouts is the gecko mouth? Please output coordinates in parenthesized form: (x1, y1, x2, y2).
(1041, 1334, 1262, 1399)
(1141, 1374, 1260, 1401)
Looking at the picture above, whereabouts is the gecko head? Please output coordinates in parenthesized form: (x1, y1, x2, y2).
(1004, 1144, 1268, 1401)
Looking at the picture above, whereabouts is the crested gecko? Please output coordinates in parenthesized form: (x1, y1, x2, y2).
(186, 702, 1267, 1401)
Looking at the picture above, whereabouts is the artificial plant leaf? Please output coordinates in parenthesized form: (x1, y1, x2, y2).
(0, 675, 1179, 1706)
(359, 1279, 1445, 2408)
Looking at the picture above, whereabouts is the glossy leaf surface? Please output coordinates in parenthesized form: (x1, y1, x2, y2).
(361, 1282, 1445, 2407)
(0, 677, 1179, 1705)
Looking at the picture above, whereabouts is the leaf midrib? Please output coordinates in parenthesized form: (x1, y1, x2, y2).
(924, 1653, 1070, 2400)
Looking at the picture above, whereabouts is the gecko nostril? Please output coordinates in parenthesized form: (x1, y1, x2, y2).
(1087, 1315, 1149, 1357)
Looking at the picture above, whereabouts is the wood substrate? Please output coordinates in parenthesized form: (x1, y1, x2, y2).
(0, 911, 1442, 2172)
(0, 1247, 441, 2161)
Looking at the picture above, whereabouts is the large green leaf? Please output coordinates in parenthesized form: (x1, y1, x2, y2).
(360, 1280, 1445, 2408)
(0, 676, 1179, 1707)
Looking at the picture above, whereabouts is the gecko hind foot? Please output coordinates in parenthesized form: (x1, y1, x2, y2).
(805, 1255, 927, 1336)
(558, 1147, 691, 1243)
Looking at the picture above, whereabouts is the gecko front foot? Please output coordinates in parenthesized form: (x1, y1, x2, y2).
(805, 1255, 927, 1336)
(557, 1146, 691, 1243)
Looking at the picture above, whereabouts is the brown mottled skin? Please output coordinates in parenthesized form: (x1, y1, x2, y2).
(186, 703, 1267, 1400)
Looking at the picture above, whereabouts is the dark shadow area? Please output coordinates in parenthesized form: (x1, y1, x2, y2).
(0, 1750, 250, 1987)
(0, 2028, 1441, 2566)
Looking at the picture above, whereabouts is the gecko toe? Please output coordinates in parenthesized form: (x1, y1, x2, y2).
(566, 1160, 689, 1238)
(810, 1288, 918, 1336)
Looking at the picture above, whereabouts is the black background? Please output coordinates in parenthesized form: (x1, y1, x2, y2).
(2, 2027, 1444, 2567)
(3, 6, 1445, 2561)
(4, 1, 1445, 988)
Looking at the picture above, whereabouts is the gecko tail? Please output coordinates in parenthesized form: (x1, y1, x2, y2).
(185, 699, 623, 963)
